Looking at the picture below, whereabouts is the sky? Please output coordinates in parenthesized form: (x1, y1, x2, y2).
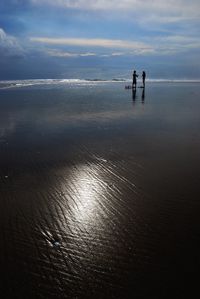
(0, 0, 200, 80)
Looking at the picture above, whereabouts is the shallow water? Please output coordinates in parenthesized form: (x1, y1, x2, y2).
(0, 82, 200, 298)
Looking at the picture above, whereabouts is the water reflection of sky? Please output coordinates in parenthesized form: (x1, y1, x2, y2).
(0, 89, 145, 140)
(1, 83, 200, 142)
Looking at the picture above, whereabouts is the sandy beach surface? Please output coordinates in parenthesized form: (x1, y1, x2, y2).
(0, 81, 200, 298)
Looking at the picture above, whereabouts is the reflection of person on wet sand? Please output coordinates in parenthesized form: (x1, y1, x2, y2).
(141, 88, 145, 103)
(132, 70, 139, 89)
(132, 88, 137, 102)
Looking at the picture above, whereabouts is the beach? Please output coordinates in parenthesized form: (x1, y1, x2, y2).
(1, 80, 200, 298)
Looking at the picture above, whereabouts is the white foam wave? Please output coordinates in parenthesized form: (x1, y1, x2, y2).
(0, 78, 200, 89)
(0, 78, 130, 89)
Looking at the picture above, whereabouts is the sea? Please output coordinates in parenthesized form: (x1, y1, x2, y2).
(0, 79, 200, 298)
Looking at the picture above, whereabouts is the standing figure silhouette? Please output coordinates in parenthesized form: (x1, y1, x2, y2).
(142, 71, 146, 88)
(132, 70, 139, 89)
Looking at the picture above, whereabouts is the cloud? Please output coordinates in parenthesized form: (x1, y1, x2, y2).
(151, 35, 200, 53)
(0, 28, 24, 57)
(30, 34, 200, 57)
(30, 0, 200, 19)
(46, 49, 137, 58)
(46, 49, 96, 57)
(4, 0, 200, 21)
(111, 52, 124, 56)
(30, 37, 152, 52)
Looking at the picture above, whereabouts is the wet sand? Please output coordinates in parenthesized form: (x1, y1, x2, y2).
(0, 82, 200, 298)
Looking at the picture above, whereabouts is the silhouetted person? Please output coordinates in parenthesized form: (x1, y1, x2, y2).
(132, 70, 139, 89)
(142, 71, 146, 88)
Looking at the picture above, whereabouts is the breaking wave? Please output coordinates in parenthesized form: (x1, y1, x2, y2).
(0, 78, 129, 89)
(0, 78, 200, 89)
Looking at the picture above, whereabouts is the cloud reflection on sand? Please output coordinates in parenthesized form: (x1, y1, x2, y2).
(0, 86, 148, 140)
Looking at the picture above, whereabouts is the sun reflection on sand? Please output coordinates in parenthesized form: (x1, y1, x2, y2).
(61, 163, 107, 228)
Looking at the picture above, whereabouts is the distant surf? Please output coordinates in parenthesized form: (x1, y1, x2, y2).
(0, 78, 128, 89)
(0, 78, 200, 89)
